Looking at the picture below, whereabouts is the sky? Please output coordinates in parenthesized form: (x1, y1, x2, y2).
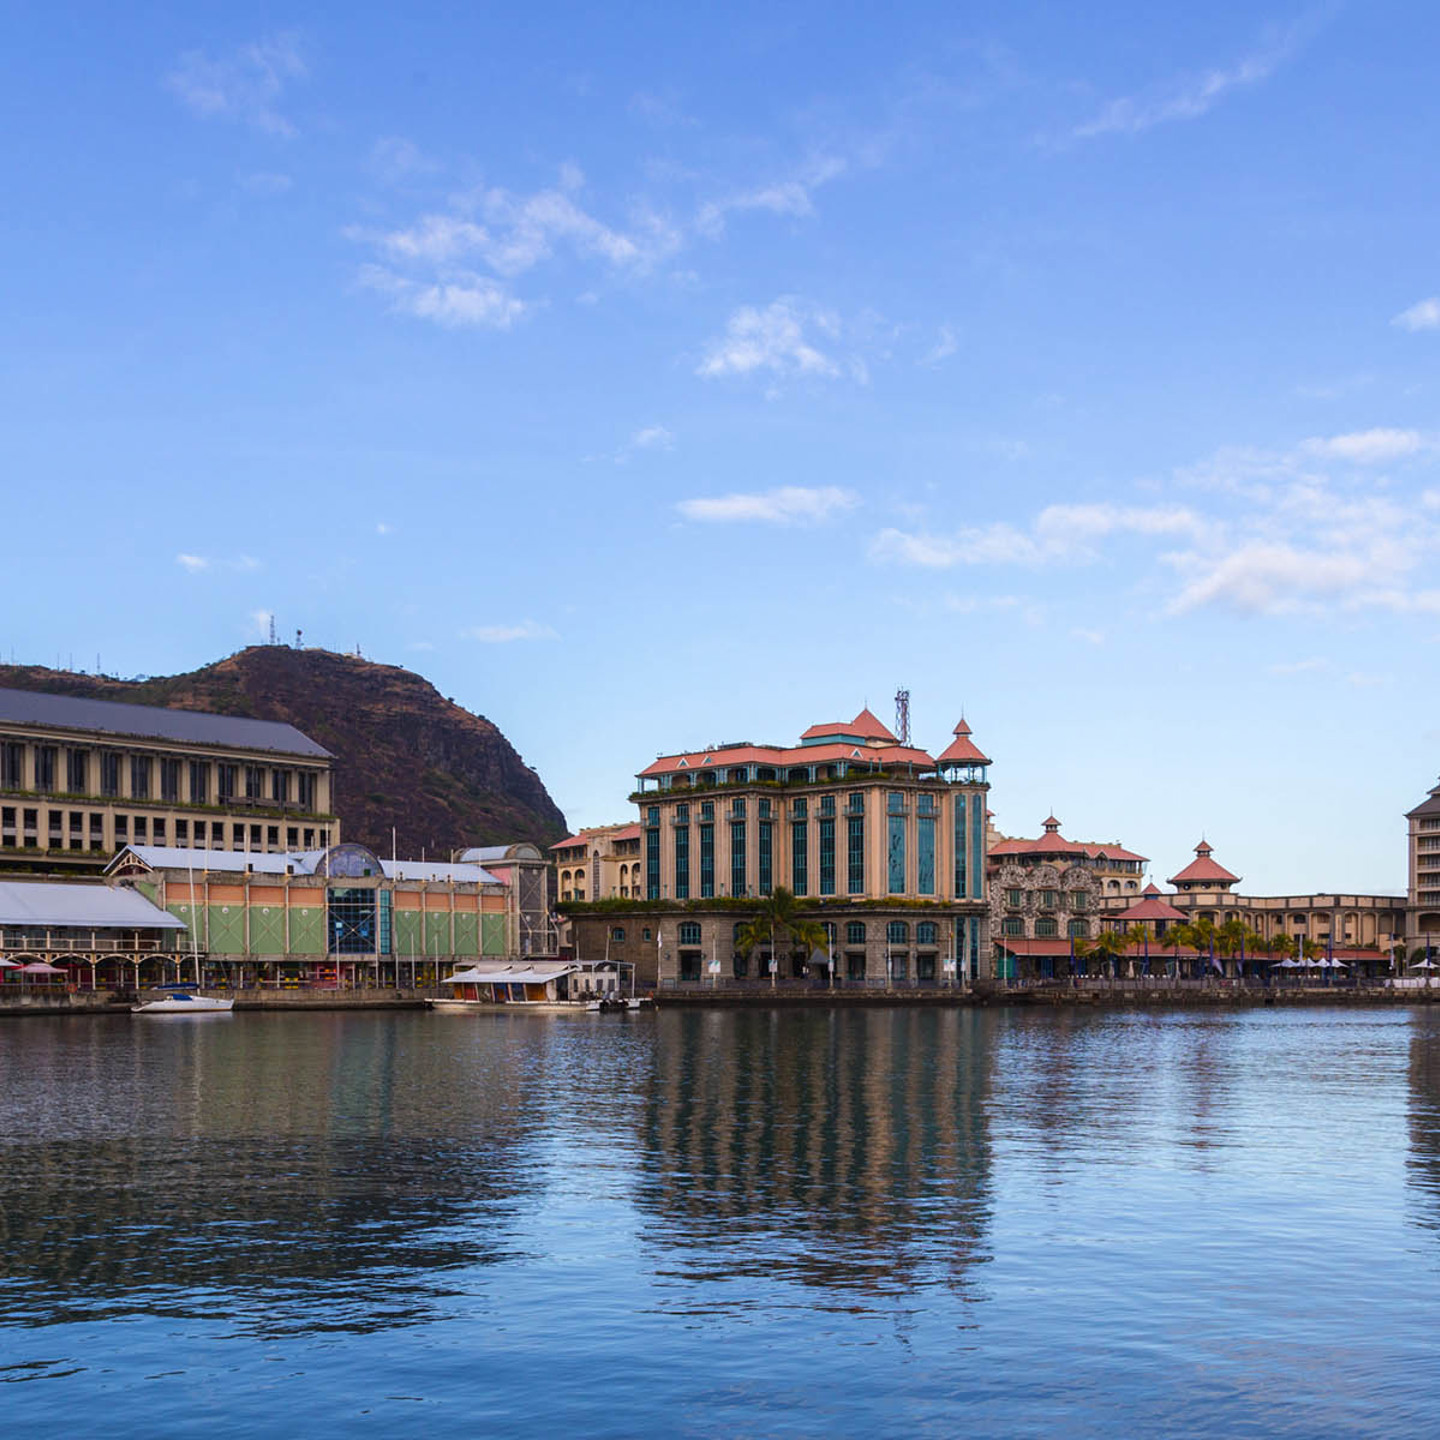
(4, 1, 1440, 893)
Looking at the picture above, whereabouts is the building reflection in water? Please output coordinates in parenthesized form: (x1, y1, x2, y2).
(1407, 1010, 1440, 1229)
(635, 1009, 995, 1303)
(0, 1014, 546, 1337)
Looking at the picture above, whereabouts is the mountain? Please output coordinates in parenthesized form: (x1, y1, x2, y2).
(0, 647, 568, 854)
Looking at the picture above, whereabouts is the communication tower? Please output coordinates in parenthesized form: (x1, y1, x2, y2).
(895, 687, 911, 746)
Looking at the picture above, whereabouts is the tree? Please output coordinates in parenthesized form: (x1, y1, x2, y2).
(736, 887, 829, 989)
(1085, 929, 1129, 978)
(1125, 924, 1154, 975)
(1216, 917, 1249, 960)
(1163, 921, 1192, 975)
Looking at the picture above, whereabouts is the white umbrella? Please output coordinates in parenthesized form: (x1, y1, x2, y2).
(19, 961, 66, 975)
(1409, 959, 1440, 971)
(0, 957, 20, 969)
(1270, 957, 1301, 969)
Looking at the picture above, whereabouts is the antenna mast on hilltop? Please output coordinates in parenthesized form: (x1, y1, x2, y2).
(268, 614, 278, 646)
(895, 687, 910, 746)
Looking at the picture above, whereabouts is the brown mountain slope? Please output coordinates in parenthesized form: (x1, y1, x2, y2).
(0, 647, 568, 855)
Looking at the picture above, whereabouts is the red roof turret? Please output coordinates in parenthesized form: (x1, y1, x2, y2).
(1168, 840, 1240, 888)
(938, 718, 991, 766)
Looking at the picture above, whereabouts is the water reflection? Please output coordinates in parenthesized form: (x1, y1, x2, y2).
(1407, 1010, 1440, 1227)
(0, 1014, 544, 1336)
(636, 1009, 994, 1302)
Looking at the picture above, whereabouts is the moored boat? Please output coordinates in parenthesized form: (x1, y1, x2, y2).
(133, 985, 234, 1014)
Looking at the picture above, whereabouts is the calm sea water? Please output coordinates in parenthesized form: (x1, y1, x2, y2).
(2, 1005, 1438, 1437)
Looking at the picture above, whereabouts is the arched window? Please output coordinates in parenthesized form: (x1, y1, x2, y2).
(846, 920, 866, 945)
(916, 921, 937, 946)
(1036, 917, 1059, 938)
(886, 920, 908, 945)
(610, 927, 625, 942)
(1001, 917, 1023, 937)
(1068, 919, 1089, 939)
(678, 921, 701, 946)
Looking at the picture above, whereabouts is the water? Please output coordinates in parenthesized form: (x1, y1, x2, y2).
(2, 1006, 1438, 1437)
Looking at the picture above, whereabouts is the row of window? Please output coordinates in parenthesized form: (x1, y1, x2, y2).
(661, 790, 943, 824)
(0, 742, 319, 809)
(669, 918, 943, 947)
(1001, 917, 1092, 938)
(1004, 888, 1090, 911)
(677, 952, 946, 982)
(0, 805, 328, 853)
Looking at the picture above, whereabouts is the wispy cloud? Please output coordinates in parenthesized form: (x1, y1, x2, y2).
(239, 171, 293, 198)
(1267, 657, 1329, 676)
(460, 620, 558, 643)
(697, 298, 869, 385)
(357, 265, 526, 330)
(177, 553, 260, 574)
(1393, 297, 1440, 332)
(677, 486, 858, 525)
(369, 137, 440, 186)
(167, 33, 306, 138)
(1071, 24, 1303, 141)
(609, 424, 674, 464)
(695, 156, 847, 239)
(1302, 428, 1425, 464)
(871, 503, 1206, 568)
(922, 326, 958, 367)
(375, 522, 392, 536)
(176, 554, 208, 573)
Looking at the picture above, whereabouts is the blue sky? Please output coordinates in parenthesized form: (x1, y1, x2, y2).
(5, 2, 1439, 892)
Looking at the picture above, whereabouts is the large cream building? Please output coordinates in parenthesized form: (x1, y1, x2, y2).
(565, 707, 994, 987)
(0, 687, 337, 876)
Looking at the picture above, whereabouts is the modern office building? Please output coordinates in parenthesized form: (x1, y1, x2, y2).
(0, 687, 337, 876)
(567, 707, 993, 987)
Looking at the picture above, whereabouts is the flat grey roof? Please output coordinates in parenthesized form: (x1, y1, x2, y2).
(0, 880, 186, 930)
(0, 687, 331, 758)
(109, 845, 500, 886)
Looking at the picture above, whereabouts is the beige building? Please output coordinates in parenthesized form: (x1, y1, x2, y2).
(1406, 779, 1440, 948)
(564, 707, 994, 988)
(1099, 839, 1404, 954)
(0, 687, 337, 877)
(551, 823, 643, 902)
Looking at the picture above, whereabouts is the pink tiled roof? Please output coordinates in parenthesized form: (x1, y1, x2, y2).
(1169, 841, 1240, 886)
(938, 719, 991, 766)
(1084, 843, 1150, 863)
(639, 737, 937, 779)
(1114, 894, 1188, 923)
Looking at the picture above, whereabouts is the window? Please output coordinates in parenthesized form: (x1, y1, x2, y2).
(297, 772, 317, 810)
(66, 750, 88, 794)
(272, 769, 289, 804)
(916, 921, 937, 946)
(731, 821, 747, 896)
(699, 823, 715, 898)
(646, 805, 659, 826)
(90, 813, 103, 849)
(887, 791, 905, 815)
(642, 927, 652, 942)
(848, 792, 865, 815)
(1036, 917, 1059, 938)
(36, 747, 56, 792)
(176, 819, 188, 844)
(218, 765, 237, 803)
(189, 761, 209, 805)
(679, 921, 702, 945)
(791, 797, 807, 818)
(700, 800, 714, 820)
(1068, 919, 1089, 939)
(846, 920, 866, 945)
(160, 758, 180, 803)
(675, 802, 689, 822)
(758, 798, 772, 819)
(611, 927, 625, 942)
(127, 755, 150, 800)
(245, 766, 262, 801)
(1006, 888, 1024, 908)
(232, 823, 245, 847)
(646, 826, 660, 899)
(731, 797, 746, 818)
(953, 793, 968, 899)
(819, 794, 835, 817)
(887, 921, 909, 945)
(0, 742, 21, 789)
(819, 817, 836, 896)
(732, 950, 749, 979)
(791, 820, 808, 896)
(887, 813, 906, 894)
(674, 821, 690, 899)
(115, 815, 128, 841)
(134, 816, 147, 841)
(1039, 889, 1057, 910)
(679, 952, 702, 982)
(1071, 891, 1088, 912)
(917, 816, 935, 896)
(328, 887, 377, 953)
(250, 824, 261, 847)
(917, 954, 936, 981)
(917, 793, 936, 816)
(847, 816, 865, 894)
(286, 826, 298, 848)
(267, 825, 279, 848)
(758, 820, 772, 895)
(846, 952, 866, 980)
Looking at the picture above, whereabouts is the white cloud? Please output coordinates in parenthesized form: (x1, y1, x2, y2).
(677, 486, 858, 525)
(167, 34, 306, 138)
(1302, 428, 1424, 465)
(1071, 627, 1105, 646)
(1072, 27, 1299, 141)
(1267, 658, 1329, 676)
(1393, 297, 1440, 332)
(357, 265, 525, 330)
(369, 137, 440, 185)
(922, 326, 958, 366)
(871, 503, 1206, 567)
(698, 298, 866, 383)
(611, 425, 674, 464)
(695, 156, 847, 239)
(176, 554, 208, 573)
(376, 522, 392, 535)
(250, 609, 274, 638)
(460, 620, 558, 643)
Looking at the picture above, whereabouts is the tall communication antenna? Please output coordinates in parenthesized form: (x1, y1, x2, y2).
(268, 614, 278, 646)
(895, 686, 911, 746)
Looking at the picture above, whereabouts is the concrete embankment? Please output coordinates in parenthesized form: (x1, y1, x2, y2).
(655, 986, 1440, 1009)
(0, 988, 434, 1017)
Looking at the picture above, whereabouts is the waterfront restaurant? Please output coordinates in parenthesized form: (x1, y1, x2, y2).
(0, 878, 187, 990)
(438, 957, 627, 1004)
(106, 841, 511, 989)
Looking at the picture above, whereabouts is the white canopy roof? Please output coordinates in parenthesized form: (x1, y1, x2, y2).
(443, 963, 579, 984)
(0, 881, 185, 930)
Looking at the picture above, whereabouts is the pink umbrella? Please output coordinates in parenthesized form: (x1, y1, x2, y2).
(19, 962, 66, 975)
(0, 958, 20, 969)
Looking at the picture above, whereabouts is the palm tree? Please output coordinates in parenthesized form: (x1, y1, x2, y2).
(1125, 924, 1154, 977)
(1086, 929, 1128, 979)
(1189, 916, 1218, 978)
(1162, 921, 1191, 978)
(737, 887, 829, 989)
